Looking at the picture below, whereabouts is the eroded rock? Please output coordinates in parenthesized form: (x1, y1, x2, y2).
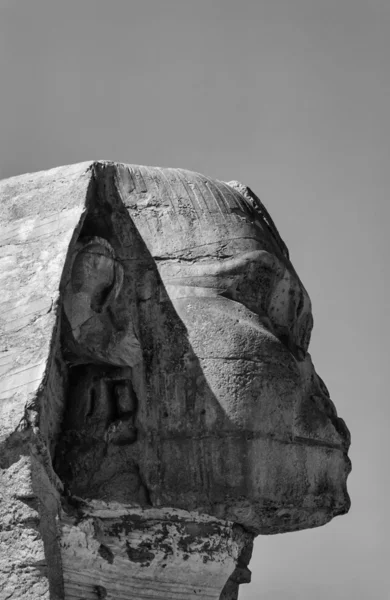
(0, 162, 351, 599)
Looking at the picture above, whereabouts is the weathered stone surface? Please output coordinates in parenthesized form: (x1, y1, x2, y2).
(0, 162, 351, 599)
(59, 504, 252, 600)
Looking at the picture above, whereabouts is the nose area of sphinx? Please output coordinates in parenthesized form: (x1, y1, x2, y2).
(269, 271, 351, 454)
(294, 356, 351, 452)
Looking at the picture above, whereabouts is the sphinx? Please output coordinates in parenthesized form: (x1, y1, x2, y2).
(0, 162, 350, 600)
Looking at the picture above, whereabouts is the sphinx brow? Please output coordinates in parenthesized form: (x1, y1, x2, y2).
(130, 236, 272, 259)
(161, 253, 282, 275)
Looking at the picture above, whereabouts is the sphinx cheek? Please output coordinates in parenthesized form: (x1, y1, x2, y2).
(173, 296, 302, 435)
(197, 356, 301, 436)
(293, 354, 351, 451)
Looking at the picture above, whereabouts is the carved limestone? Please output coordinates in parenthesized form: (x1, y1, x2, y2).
(0, 162, 351, 600)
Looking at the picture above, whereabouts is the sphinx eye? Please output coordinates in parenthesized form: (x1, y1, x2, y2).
(221, 263, 276, 317)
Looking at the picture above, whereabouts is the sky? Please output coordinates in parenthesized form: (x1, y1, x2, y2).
(0, 1, 388, 598)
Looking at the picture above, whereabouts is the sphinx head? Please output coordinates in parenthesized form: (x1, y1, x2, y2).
(57, 164, 350, 534)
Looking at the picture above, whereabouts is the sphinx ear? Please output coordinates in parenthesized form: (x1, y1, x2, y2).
(63, 236, 123, 324)
(99, 260, 124, 312)
(68, 236, 122, 314)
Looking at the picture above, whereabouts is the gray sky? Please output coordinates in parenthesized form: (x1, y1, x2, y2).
(1, 1, 388, 598)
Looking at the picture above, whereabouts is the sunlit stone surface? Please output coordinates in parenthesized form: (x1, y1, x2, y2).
(0, 162, 351, 599)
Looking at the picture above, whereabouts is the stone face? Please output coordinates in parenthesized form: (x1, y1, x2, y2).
(0, 162, 351, 599)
